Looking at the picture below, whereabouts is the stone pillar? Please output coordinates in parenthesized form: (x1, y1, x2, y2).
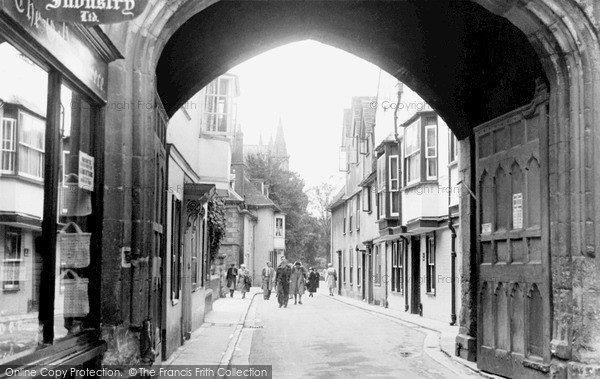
(455, 135, 477, 361)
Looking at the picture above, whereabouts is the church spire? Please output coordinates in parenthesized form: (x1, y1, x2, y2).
(274, 114, 287, 156)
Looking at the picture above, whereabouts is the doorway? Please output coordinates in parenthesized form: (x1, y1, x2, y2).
(410, 236, 421, 315)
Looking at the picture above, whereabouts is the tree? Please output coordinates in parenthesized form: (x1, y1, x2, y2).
(245, 153, 310, 264)
(308, 181, 338, 266)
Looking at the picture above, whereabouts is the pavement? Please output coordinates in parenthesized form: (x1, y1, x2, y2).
(161, 287, 494, 378)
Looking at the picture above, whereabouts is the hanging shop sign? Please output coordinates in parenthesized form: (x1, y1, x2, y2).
(33, 0, 149, 24)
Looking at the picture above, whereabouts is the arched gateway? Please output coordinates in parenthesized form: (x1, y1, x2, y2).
(95, 0, 600, 377)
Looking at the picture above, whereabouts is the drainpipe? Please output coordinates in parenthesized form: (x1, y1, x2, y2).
(400, 235, 409, 312)
(384, 241, 388, 308)
(448, 154, 457, 326)
(393, 83, 406, 312)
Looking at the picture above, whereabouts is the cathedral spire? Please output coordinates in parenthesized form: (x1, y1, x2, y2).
(274, 114, 287, 156)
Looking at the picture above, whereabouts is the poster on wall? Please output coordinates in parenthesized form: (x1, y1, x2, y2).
(34, 0, 149, 24)
(78, 151, 94, 191)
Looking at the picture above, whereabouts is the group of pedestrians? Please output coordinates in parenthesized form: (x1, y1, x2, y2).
(265, 257, 337, 308)
(224, 257, 338, 305)
(225, 263, 252, 299)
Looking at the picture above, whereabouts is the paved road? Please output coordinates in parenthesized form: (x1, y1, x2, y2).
(242, 290, 474, 379)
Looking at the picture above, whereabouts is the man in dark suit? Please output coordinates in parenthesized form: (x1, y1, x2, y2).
(275, 257, 292, 308)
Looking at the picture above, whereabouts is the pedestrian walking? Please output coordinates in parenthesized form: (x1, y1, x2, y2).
(307, 267, 320, 297)
(275, 257, 292, 308)
(262, 262, 275, 300)
(237, 264, 251, 299)
(290, 261, 307, 304)
(325, 263, 337, 296)
(226, 264, 238, 298)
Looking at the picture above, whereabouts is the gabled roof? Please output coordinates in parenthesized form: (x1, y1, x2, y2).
(327, 186, 346, 211)
(242, 176, 279, 209)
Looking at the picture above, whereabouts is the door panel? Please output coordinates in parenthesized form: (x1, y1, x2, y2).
(475, 86, 550, 379)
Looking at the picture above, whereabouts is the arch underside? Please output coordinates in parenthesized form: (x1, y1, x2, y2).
(156, 0, 547, 139)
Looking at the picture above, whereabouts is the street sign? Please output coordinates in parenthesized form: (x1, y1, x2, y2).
(34, 0, 149, 24)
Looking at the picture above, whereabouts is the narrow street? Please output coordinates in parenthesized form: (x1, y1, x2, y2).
(230, 289, 483, 379)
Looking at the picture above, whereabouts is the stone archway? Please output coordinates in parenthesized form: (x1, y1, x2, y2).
(100, 1, 600, 376)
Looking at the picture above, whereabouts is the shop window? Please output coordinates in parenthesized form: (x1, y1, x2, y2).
(0, 25, 105, 364)
(373, 245, 381, 286)
(0, 41, 48, 363)
(426, 234, 436, 294)
(391, 241, 404, 293)
(2, 228, 22, 291)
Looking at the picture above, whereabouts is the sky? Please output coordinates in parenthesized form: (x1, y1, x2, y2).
(228, 40, 383, 191)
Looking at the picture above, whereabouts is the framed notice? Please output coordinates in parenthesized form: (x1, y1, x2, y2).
(78, 152, 95, 191)
(481, 223, 492, 234)
(513, 193, 523, 229)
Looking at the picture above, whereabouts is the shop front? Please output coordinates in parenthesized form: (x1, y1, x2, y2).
(0, 0, 120, 367)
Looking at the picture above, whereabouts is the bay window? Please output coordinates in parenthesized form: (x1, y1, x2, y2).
(404, 120, 421, 184)
(403, 113, 440, 185)
(1, 118, 16, 172)
(377, 155, 385, 218)
(203, 75, 237, 134)
(425, 117, 438, 180)
(389, 155, 399, 215)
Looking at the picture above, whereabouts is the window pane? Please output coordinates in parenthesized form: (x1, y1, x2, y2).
(55, 84, 95, 341)
(0, 41, 47, 363)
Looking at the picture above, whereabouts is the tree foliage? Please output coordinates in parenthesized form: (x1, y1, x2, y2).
(207, 195, 226, 260)
(245, 153, 335, 268)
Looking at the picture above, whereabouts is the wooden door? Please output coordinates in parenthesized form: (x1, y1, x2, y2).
(410, 237, 420, 315)
(475, 85, 550, 378)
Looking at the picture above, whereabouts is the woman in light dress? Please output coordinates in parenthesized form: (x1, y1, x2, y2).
(325, 263, 337, 296)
